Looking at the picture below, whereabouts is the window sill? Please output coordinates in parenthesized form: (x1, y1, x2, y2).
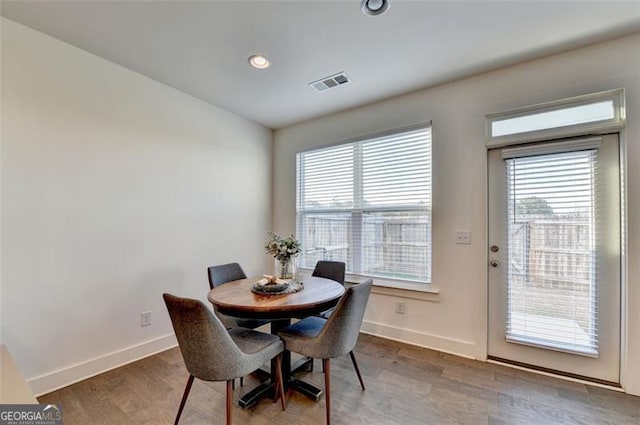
(350, 276, 439, 302)
(298, 269, 440, 302)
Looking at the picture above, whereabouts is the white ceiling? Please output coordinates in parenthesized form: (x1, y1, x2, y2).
(1, 1, 639, 129)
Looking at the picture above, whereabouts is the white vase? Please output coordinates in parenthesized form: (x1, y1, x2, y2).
(274, 257, 297, 280)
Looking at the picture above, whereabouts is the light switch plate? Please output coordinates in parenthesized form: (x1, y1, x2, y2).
(455, 231, 472, 245)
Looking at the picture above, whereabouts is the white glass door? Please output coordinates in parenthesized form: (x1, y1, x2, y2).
(488, 135, 620, 383)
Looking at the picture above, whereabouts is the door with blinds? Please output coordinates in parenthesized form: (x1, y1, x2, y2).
(488, 135, 620, 383)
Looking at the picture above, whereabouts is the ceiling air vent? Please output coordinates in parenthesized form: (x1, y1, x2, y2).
(309, 72, 351, 92)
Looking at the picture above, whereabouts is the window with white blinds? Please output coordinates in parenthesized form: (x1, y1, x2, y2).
(503, 141, 599, 356)
(296, 125, 432, 283)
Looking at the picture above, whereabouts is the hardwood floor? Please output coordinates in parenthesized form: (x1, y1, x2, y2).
(39, 334, 639, 425)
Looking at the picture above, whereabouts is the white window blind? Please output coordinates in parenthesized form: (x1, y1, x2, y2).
(504, 144, 599, 356)
(296, 125, 432, 283)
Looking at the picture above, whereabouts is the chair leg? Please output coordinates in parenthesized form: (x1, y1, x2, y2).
(226, 380, 233, 425)
(349, 351, 365, 391)
(274, 353, 287, 411)
(174, 375, 194, 425)
(240, 376, 244, 387)
(323, 359, 331, 425)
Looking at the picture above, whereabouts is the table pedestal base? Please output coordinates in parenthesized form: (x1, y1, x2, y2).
(238, 378, 323, 408)
(289, 378, 322, 401)
(238, 357, 321, 408)
(238, 381, 273, 409)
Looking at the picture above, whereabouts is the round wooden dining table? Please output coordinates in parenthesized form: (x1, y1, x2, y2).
(207, 275, 345, 408)
(207, 275, 345, 320)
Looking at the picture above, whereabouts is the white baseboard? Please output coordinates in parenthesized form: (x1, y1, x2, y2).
(27, 325, 475, 397)
(27, 334, 177, 397)
(361, 320, 477, 359)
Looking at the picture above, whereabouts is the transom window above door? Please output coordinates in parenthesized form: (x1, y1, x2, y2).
(485, 89, 625, 147)
(296, 124, 432, 284)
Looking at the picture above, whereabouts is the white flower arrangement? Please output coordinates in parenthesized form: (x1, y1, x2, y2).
(264, 232, 301, 261)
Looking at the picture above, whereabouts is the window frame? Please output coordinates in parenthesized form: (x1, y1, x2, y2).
(486, 89, 625, 148)
(295, 123, 433, 288)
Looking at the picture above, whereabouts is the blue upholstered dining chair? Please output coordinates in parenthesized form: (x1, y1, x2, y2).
(163, 293, 286, 425)
(278, 279, 373, 425)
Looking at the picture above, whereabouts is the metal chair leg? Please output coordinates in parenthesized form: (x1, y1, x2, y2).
(174, 375, 194, 425)
(349, 351, 365, 390)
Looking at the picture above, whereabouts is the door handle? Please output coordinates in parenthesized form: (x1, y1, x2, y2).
(489, 259, 500, 268)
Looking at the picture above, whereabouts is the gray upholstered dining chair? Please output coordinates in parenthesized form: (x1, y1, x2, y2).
(208, 262, 270, 330)
(311, 260, 346, 319)
(163, 293, 286, 425)
(208, 262, 270, 388)
(208, 262, 247, 288)
(278, 279, 373, 425)
(312, 260, 346, 285)
(209, 262, 293, 389)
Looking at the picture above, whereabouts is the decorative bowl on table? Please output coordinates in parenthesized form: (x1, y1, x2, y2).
(253, 276, 290, 293)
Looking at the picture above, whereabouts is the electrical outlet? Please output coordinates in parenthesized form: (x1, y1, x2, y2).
(395, 301, 406, 314)
(141, 311, 152, 327)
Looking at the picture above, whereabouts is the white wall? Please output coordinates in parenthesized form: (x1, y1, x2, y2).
(274, 33, 640, 395)
(1, 18, 273, 395)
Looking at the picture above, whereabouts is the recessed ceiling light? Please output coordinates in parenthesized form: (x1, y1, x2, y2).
(248, 54, 270, 69)
(361, 0, 389, 16)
